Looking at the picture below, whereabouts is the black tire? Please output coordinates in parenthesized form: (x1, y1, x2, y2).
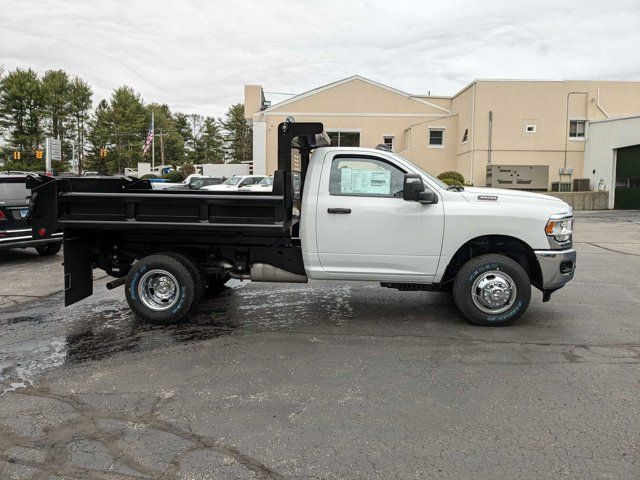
(452, 254, 531, 327)
(35, 242, 61, 256)
(163, 252, 205, 303)
(125, 254, 195, 324)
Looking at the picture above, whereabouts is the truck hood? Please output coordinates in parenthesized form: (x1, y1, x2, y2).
(459, 186, 571, 210)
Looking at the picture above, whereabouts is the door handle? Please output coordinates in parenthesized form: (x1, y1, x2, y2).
(327, 208, 351, 214)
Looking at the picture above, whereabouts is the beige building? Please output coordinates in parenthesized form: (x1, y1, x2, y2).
(245, 76, 640, 188)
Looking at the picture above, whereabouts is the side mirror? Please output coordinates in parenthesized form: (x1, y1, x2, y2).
(402, 173, 438, 204)
(403, 173, 425, 201)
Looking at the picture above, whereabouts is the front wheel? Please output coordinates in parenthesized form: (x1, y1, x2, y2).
(125, 254, 195, 324)
(453, 254, 531, 327)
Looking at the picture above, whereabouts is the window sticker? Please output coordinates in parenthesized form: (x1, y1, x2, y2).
(340, 167, 391, 195)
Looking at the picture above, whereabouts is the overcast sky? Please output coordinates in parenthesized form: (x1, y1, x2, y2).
(1, 0, 639, 117)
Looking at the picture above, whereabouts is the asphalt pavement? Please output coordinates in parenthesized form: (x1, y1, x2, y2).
(0, 211, 639, 479)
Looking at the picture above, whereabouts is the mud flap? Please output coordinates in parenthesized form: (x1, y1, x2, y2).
(63, 231, 93, 306)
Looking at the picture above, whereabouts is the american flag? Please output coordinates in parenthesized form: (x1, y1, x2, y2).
(142, 127, 154, 155)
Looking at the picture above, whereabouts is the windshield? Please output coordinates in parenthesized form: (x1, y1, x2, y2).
(393, 153, 448, 189)
(223, 177, 241, 186)
(189, 178, 205, 189)
(258, 177, 273, 186)
(0, 180, 29, 200)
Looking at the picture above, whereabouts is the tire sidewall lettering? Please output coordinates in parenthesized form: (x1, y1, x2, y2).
(467, 262, 499, 282)
(486, 300, 522, 323)
(128, 265, 148, 301)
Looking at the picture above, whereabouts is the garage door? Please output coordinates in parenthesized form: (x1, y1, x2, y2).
(615, 145, 640, 209)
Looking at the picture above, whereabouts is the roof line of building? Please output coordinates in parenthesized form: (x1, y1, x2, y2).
(589, 114, 640, 124)
(261, 75, 452, 115)
(258, 76, 640, 111)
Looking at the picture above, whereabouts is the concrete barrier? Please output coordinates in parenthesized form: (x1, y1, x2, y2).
(542, 191, 609, 210)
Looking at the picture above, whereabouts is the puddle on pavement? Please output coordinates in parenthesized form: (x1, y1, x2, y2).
(0, 280, 357, 394)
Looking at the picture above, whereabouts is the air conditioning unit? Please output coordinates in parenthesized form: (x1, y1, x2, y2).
(551, 182, 572, 192)
(572, 178, 590, 191)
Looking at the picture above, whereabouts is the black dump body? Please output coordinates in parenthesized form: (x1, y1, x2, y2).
(28, 172, 296, 241)
(26, 121, 327, 306)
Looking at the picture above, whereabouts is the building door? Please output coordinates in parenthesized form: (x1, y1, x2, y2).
(615, 145, 640, 209)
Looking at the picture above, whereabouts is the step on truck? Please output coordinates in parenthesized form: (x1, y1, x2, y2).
(21, 121, 576, 327)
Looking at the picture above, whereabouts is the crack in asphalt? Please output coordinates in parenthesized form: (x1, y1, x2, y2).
(584, 242, 640, 257)
(0, 387, 286, 480)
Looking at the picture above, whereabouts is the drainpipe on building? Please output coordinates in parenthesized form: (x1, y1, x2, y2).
(470, 82, 476, 185)
(487, 111, 493, 166)
(596, 88, 611, 118)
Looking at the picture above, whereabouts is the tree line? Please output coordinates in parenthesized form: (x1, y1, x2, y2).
(0, 66, 252, 174)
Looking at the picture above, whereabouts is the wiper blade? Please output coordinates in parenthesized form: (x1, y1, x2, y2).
(446, 185, 464, 191)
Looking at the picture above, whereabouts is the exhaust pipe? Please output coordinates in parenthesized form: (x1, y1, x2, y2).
(106, 276, 126, 290)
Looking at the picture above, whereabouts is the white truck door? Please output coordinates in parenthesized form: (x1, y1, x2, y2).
(315, 152, 444, 280)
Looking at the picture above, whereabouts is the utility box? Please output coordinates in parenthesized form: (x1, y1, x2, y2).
(486, 165, 549, 190)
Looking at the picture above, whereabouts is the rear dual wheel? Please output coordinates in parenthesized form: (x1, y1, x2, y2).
(125, 253, 196, 324)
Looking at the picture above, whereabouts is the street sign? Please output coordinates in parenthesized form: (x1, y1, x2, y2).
(46, 137, 62, 162)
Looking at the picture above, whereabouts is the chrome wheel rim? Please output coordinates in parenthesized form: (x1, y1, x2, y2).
(138, 269, 180, 312)
(471, 270, 517, 314)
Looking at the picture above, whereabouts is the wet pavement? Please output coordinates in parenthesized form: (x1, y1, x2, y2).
(0, 211, 639, 479)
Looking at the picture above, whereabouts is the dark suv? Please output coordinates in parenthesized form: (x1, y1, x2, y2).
(0, 175, 62, 256)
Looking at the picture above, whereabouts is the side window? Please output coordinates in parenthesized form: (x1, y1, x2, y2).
(329, 156, 405, 198)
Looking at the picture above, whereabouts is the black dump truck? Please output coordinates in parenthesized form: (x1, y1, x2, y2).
(23, 122, 325, 324)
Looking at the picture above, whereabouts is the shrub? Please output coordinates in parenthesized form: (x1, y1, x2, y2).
(140, 174, 159, 179)
(437, 171, 465, 184)
(180, 164, 196, 179)
(162, 170, 183, 182)
(440, 177, 464, 187)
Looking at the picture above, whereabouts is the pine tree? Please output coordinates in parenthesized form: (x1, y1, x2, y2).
(66, 77, 93, 173)
(201, 117, 225, 163)
(0, 68, 44, 162)
(222, 103, 252, 164)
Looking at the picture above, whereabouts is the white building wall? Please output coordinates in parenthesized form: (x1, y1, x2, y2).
(252, 120, 267, 175)
(584, 115, 640, 208)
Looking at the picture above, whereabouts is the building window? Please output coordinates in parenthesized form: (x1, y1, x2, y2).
(461, 128, 468, 143)
(327, 131, 360, 147)
(429, 128, 444, 147)
(383, 136, 394, 150)
(525, 124, 536, 133)
(569, 120, 586, 139)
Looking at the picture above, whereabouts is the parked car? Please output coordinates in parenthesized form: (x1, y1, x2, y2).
(238, 176, 273, 192)
(24, 122, 576, 327)
(166, 175, 224, 191)
(201, 175, 266, 192)
(0, 175, 62, 256)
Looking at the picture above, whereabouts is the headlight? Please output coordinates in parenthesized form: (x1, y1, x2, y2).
(545, 215, 573, 243)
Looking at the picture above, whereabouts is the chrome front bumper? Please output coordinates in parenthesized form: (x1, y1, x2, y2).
(534, 248, 576, 290)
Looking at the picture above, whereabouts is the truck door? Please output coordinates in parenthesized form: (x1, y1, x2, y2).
(315, 152, 444, 281)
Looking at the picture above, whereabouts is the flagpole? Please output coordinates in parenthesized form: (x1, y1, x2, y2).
(151, 110, 155, 172)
